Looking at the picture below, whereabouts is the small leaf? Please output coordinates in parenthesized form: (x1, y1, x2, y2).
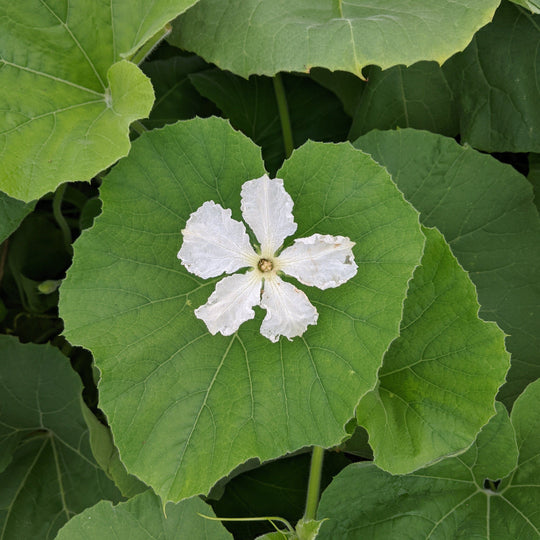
(171, 0, 499, 77)
(55, 490, 233, 539)
(0, 335, 121, 539)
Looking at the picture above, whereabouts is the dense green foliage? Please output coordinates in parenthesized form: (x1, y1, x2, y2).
(1, 1, 538, 539)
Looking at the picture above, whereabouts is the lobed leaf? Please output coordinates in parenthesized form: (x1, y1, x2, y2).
(60, 117, 423, 502)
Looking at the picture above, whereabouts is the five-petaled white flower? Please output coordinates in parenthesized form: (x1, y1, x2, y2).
(178, 175, 357, 342)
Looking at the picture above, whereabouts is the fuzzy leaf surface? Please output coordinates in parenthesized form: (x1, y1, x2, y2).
(60, 117, 423, 502)
(172, 0, 499, 77)
(355, 129, 540, 406)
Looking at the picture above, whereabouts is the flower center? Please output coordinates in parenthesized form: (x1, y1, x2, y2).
(258, 258, 273, 273)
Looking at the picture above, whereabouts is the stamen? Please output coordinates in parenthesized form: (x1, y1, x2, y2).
(258, 258, 273, 272)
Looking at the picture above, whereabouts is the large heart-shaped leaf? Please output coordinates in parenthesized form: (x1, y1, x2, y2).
(171, 0, 499, 77)
(357, 227, 509, 474)
(317, 379, 540, 539)
(55, 490, 233, 539)
(0, 335, 121, 539)
(0, 0, 200, 202)
(355, 129, 540, 406)
(59, 117, 423, 502)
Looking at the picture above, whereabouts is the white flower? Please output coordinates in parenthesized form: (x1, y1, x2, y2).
(177, 175, 357, 342)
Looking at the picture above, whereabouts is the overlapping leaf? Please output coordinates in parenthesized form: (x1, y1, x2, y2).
(55, 490, 232, 539)
(0, 0, 200, 202)
(348, 62, 458, 140)
(317, 379, 540, 539)
(171, 0, 499, 77)
(0, 336, 121, 540)
(444, 2, 540, 153)
(0, 192, 35, 244)
(357, 227, 509, 474)
(60, 117, 423, 502)
(355, 129, 540, 406)
(189, 69, 350, 174)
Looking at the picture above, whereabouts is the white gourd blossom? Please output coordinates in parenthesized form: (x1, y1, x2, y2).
(178, 175, 357, 342)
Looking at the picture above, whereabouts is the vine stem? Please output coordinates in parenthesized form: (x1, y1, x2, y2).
(53, 183, 72, 251)
(130, 24, 172, 65)
(273, 73, 294, 159)
(130, 120, 148, 136)
(304, 446, 325, 521)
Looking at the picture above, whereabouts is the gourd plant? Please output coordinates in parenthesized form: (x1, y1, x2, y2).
(1, 1, 539, 539)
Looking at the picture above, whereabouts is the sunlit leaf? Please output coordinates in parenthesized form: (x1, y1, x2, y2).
(0, 0, 200, 202)
(60, 117, 423, 502)
(171, 0, 499, 77)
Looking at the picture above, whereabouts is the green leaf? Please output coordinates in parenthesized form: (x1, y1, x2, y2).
(0, 0, 200, 202)
(317, 399, 536, 539)
(60, 117, 424, 502)
(529, 153, 540, 212)
(443, 2, 540, 152)
(355, 129, 540, 406)
(81, 404, 148, 499)
(348, 62, 458, 140)
(189, 70, 350, 174)
(0, 335, 121, 539)
(0, 192, 35, 244)
(309, 68, 365, 117)
(509, 0, 540, 14)
(55, 490, 233, 539)
(357, 227, 510, 474)
(172, 0, 499, 77)
(141, 55, 218, 130)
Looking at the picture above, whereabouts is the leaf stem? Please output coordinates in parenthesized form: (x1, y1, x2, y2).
(198, 513, 295, 534)
(52, 183, 72, 251)
(130, 24, 172, 65)
(273, 73, 294, 159)
(130, 120, 148, 137)
(304, 446, 325, 521)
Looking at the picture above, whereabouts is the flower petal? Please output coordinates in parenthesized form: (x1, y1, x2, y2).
(278, 234, 358, 289)
(178, 201, 257, 279)
(240, 175, 297, 256)
(260, 276, 318, 342)
(195, 272, 262, 336)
